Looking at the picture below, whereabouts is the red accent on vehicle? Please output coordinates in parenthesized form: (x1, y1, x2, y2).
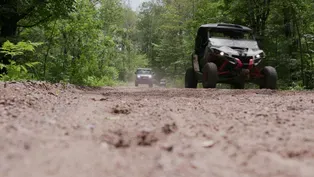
(250, 68, 263, 78)
(235, 58, 243, 69)
(219, 60, 228, 71)
(248, 59, 254, 70)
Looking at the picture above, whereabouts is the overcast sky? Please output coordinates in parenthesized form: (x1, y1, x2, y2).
(130, 0, 149, 11)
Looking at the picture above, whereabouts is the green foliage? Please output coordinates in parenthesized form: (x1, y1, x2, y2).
(0, 60, 40, 81)
(12, 0, 148, 86)
(286, 82, 306, 91)
(0, 40, 41, 81)
(0, 0, 76, 26)
(1, 41, 42, 57)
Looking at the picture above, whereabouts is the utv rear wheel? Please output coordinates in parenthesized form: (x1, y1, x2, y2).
(185, 68, 197, 88)
(135, 82, 138, 87)
(149, 83, 153, 88)
(202, 62, 218, 88)
(260, 66, 277, 89)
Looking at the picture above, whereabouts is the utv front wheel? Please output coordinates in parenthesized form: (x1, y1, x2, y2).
(202, 62, 218, 88)
(185, 68, 197, 88)
(260, 66, 277, 89)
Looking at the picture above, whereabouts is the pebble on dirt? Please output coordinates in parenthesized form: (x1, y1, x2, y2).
(202, 140, 215, 148)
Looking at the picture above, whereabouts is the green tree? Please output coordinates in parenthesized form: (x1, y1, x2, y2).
(0, 0, 76, 74)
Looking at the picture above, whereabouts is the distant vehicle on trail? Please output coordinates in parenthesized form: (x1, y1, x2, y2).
(135, 68, 154, 88)
(159, 79, 166, 87)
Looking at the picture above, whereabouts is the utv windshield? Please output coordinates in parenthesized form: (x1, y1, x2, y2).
(137, 69, 152, 74)
(209, 28, 254, 40)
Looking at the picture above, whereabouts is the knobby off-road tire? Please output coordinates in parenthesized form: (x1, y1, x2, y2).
(149, 83, 153, 88)
(260, 66, 277, 89)
(202, 62, 218, 88)
(135, 82, 138, 87)
(185, 68, 197, 88)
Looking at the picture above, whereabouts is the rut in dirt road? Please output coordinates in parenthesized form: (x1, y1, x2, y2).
(1, 81, 314, 177)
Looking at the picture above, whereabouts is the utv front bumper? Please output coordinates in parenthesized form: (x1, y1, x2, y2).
(136, 76, 153, 84)
(199, 51, 265, 82)
(217, 55, 263, 78)
(211, 48, 263, 69)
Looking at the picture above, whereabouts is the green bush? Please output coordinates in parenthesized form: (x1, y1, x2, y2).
(0, 40, 42, 81)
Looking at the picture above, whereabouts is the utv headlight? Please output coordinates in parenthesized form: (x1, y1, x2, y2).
(255, 52, 265, 59)
(137, 75, 140, 78)
(148, 75, 152, 78)
(213, 49, 227, 56)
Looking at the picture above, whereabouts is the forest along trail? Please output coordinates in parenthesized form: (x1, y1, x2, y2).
(1, 81, 314, 177)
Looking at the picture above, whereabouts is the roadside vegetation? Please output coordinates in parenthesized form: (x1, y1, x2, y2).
(1, 0, 314, 89)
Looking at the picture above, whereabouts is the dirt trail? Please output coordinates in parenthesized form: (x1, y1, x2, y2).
(1, 81, 314, 177)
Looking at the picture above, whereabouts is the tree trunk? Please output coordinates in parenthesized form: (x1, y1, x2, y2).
(0, 0, 19, 73)
(1, 20, 18, 38)
(0, 18, 19, 74)
(294, 15, 305, 87)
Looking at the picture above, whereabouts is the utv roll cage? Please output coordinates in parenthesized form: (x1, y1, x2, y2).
(194, 23, 254, 56)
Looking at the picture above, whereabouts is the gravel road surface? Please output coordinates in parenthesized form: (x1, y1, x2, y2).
(1, 81, 314, 177)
